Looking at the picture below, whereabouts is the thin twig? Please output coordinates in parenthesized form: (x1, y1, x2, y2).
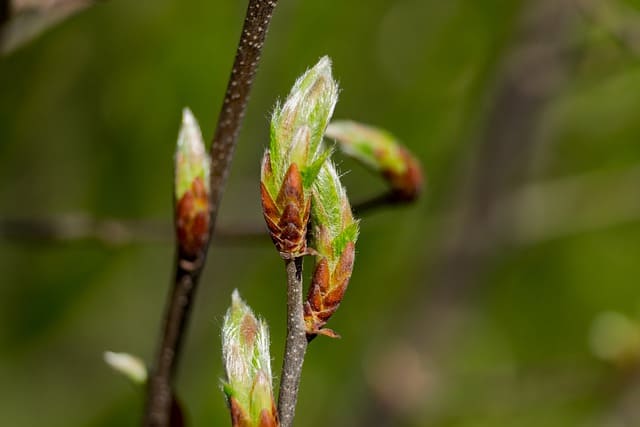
(351, 192, 403, 216)
(278, 257, 307, 427)
(0, 191, 416, 246)
(143, 0, 278, 425)
(0, 215, 267, 246)
(5, 162, 640, 248)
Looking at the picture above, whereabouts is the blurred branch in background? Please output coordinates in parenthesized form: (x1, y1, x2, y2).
(0, 193, 414, 247)
(0, 0, 102, 54)
(2, 163, 640, 248)
(0, 214, 267, 246)
(359, 0, 580, 425)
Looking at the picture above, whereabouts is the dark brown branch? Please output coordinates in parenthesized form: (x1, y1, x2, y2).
(209, 0, 277, 227)
(143, 0, 278, 426)
(277, 257, 307, 427)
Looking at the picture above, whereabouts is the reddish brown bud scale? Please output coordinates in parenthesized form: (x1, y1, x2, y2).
(260, 163, 310, 257)
(331, 241, 356, 292)
(276, 163, 304, 206)
(176, 176, 210, 258)
(304, 242, 356, 338)
(385, 147, 424, 202)
(230, 397, 251, 427)
(258, 404, 279, 427)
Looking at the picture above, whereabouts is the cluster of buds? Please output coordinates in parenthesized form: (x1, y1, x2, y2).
(260, 57, 360, 337)
(222, 290, 279, 427)
(175, 108, 211, 259)
(325, 120, 423, 201)
(260, 56, 338, 258)
(304, 162, 359, 338)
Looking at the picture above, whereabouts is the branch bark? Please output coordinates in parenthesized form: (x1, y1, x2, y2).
(277, 257, 307, 427)
(143, 0, 278, 425)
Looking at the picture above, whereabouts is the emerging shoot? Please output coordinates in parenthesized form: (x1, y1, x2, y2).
(261, 56, 338, 258)
(175, 107, 211, 259)
(222, 290, 279, 427)
(326, 120, 423, 201)
(304, 161, 359, 338)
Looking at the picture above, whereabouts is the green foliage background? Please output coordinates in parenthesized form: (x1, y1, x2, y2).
(2, 0, 640, 426)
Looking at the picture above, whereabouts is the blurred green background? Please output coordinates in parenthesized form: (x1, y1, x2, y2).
(2, 0, 640, 426)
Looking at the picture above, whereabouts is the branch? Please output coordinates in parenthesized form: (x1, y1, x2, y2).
(356, 0, 580, 425)
(277, 257, 307, 427)
(0, 191, 416, 246)
(352, 191, 415, 216)
(6, 163, 640, 249)
(0, 215, 266, 246)
(143, 0, 278, 425)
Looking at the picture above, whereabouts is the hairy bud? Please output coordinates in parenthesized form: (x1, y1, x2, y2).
(304, 162, 359, 338)
(326, 120, 423, 201)
(261, 57, 338, 258)
(222, 291, 279, 427)
(175, 108, 211, 258)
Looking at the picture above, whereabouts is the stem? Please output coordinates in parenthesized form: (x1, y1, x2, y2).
(144, 261, 196, 426)
(352, 192, 402, 216)
(209, 0, 278, 227)
(278, 257, 308, 427)
(144, 0, 278, 425)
